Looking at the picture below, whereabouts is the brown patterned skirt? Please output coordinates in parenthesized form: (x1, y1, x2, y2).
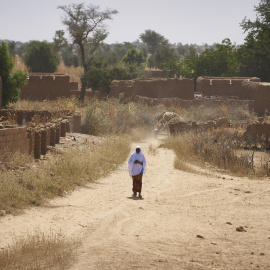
(132, 173, 143, 193)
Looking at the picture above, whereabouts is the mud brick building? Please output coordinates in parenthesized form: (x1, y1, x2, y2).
(110, 78, 194, 100)
(20, 73, 78, 100)
(196, 77, 261, 100)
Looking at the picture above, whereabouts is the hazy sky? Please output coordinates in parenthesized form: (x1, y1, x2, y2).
(0, 0, 259, 45)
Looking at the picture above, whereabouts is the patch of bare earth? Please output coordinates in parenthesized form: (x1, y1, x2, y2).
(1, 135, 270, 269)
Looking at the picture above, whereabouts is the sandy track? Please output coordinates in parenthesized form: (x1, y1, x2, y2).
(1, 137, 270, 269)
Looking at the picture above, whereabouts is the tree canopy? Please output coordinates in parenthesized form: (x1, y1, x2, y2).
(0, 41, 28, 107)
(139, 30, 168, 54)
(58, 2, 118, 100)
(53, 30, 67, 53)
(241, 0, 270, 55)
(23, 41, 59, 73)
(122, 48, 145, 65)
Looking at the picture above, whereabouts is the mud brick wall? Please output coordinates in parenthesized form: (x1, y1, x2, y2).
(134, 95, 255, 111)
(0, 127, 29, 154)
(0, 109, 75, 125)
(254, 83, 270, 115)
(72, 113, 81, 133)
(148, 70, 169, 78)
(246, 122, 270, 138)
(196, 77, 261, 100)
(168, 118, 228, 135)
(0, 76, 2, 109)
(20, 74, 78, 100)
(110, 78, 194, 100)
(69, 82, 79, 91)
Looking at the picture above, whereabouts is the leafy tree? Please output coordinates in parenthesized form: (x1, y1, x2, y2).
(160, 49, 181, 78)
(177, 43, 197, 59)
(58, 3, 118, 100)
(187, 39, 238, 78)
(82, 57, 111, 91)
(62, 46, 81, 67)
(239, 0, 270, 81)
(53, 30, 67, 53)
(237, 33, 270, 81)
(83, 58, 149, 93)
(23, 41, 59, 72)
(139, 30, 168, 54)
(0, 41, 28, 107)
(7, 41, 16, 59)
(123, 48, 145, 65)
(148, 44, 171, 68)
(241, 0, 270, 55)
(94, 42, 133, 65)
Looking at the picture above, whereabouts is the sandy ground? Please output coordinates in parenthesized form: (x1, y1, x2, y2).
(1, 135, 270, 269)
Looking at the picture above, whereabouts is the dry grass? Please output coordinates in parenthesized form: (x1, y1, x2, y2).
(163, 131, 270, 178)
(81, 98, 159, 136)
(56, 61, 83, 88)
(169, 103, 257, 124)
(12, 55, 28, 73)
(0, 229, 79, 270)
(13, 56, 83, 88)
(174, 158, 199, 174)
(0, 135, 130, 214)
(9, 98, 161, 138)
(9, 97, 80, 112)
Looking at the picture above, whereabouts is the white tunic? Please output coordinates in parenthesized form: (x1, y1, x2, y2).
(128, 146, 146, 176)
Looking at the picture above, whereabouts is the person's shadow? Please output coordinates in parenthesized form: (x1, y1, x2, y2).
(126, 196, 144, 200)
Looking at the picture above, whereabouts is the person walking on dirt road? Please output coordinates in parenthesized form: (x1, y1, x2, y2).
(128, 146, 146, 198)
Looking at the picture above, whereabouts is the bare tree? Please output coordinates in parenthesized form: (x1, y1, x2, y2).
(58, 3, 118, 100)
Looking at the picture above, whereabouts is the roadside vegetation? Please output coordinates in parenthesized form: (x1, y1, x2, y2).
(0, 230, 79, 270)
(0, 135, 130, 215)
(163, 127, 270, 178)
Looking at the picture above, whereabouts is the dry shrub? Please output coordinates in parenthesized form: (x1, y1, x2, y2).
(81, 98, 158, 136)
(0, 230, 79, 270)
(163, 131, 269, 177)
(178, 103, 257, 124)
(0, 135, 130, 213)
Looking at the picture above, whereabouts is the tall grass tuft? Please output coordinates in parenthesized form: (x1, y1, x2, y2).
(0, 230, 79, 270)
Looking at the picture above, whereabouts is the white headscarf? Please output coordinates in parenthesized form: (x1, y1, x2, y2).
(128, 146, 146, 176)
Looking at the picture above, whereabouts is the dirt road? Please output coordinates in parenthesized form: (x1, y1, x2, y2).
(1, 137, 270, 269)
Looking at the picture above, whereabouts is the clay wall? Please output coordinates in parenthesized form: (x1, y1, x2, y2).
(254, 83, 270, 115)
(0, 76, 2, 109)
(134, 95, 255, 111)
(0, 127, 29, 155)
(168, 118, 229, 135)
(69, 81, 79, 91)
(0, 111, 81, 159)
(196, 77, 261, 100)
(110, 78, 194, 100)
(245, 122, 270, 138)
(148, 70, 169, 78)
(20, 74, 78, 100)
(70, 89, 107, 99)
(0, 109, 81, 133)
